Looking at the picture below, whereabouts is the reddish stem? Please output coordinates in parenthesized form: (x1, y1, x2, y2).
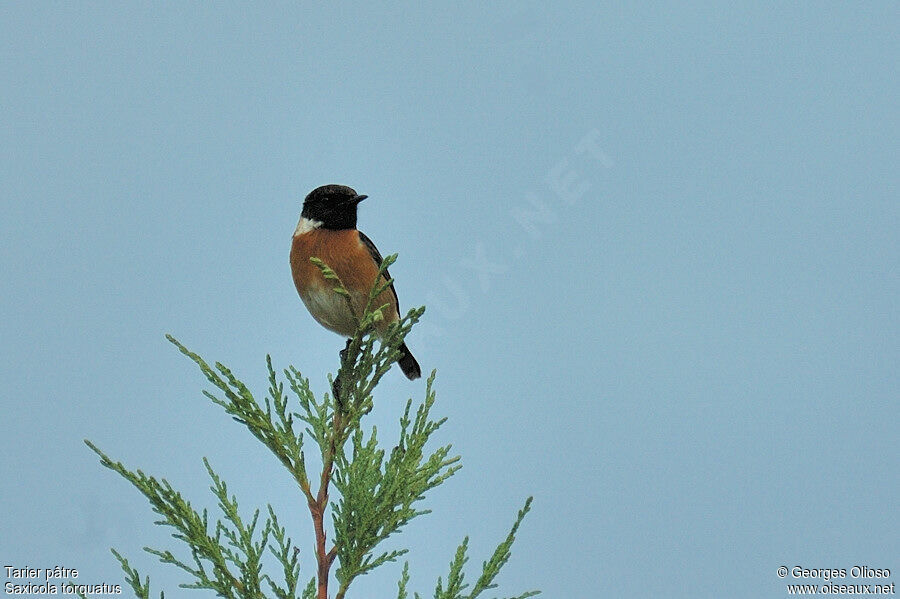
(311, 499, 330, 599)
(311, 406, 343, 599)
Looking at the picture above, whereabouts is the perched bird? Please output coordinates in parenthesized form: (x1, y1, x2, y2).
(290, 184, 421, 380)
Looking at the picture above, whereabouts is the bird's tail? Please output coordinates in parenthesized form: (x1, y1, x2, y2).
(397, 342, 421, 380)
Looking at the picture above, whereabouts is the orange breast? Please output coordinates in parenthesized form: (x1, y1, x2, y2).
(290, 229, 398, 336)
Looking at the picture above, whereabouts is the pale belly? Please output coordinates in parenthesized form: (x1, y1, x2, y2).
(299, 283, 359, 337)
(291, 225, 401, 338)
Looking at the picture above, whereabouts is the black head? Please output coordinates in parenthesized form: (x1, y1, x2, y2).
(301, 184, 367, 230)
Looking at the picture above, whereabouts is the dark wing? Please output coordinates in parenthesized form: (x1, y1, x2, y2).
(358, 230, 400, 310)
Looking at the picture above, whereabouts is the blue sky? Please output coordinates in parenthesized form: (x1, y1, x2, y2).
(1, 3, 897, 598)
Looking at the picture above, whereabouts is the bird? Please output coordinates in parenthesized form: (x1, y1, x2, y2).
(290, 184, 422, 380)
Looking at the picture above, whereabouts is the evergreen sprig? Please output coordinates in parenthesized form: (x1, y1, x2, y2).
(84, 441, 271, 598)
(417, 497, 538, 599)
(111, 549, 160, 599)
(331, 373, 462, 597)
(85, 254, 536, 599)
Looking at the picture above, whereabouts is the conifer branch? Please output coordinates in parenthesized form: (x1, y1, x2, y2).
(425, 497, 538, 599)
(84, 440, 257, 598)
(111, 549, 161, 599)
(85, 254, 537, 599)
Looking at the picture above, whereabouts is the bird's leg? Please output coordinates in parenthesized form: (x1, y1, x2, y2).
(332, 338, 353, 409)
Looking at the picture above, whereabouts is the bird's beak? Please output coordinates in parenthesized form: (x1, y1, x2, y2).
(351, 194, 368, 205)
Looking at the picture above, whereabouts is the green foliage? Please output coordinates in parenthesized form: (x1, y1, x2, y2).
(111, 549, 161, 599)
(85, 255, 536, 598)
(331, 377, 461, 594)
(85, 440, 282, 599)
(430, 498, 539, 599)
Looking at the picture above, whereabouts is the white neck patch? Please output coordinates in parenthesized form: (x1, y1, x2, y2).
(294, 216, 323, 236)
